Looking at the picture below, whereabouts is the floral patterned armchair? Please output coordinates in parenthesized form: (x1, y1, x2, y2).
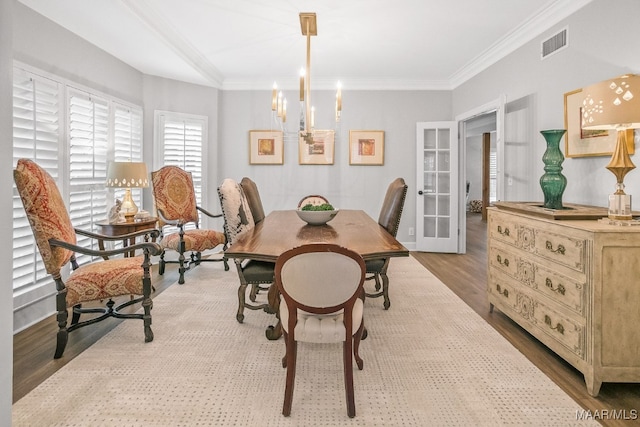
(13, 158, 162, 359)
(151, 166, 228, 284)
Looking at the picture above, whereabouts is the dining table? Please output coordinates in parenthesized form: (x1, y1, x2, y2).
(224, 209, 409, 339)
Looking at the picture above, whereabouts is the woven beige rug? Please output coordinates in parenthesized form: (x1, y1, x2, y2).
(13, 256, 599, 426)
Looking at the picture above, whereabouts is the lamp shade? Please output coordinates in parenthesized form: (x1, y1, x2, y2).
(106, 162, 149, 188)
(582, 74, 640, 130)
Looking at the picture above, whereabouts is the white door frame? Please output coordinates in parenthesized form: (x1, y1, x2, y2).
(455, 95, 506, 254)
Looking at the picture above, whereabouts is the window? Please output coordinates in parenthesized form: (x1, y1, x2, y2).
(154, 111, 207, 229)
(12, 69, 62, 291)
(12, 64, 143, 291)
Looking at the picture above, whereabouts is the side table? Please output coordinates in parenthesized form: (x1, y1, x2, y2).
(96, 217, 158, 257)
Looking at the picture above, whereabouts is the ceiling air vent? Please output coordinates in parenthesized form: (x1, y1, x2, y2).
(541, 27, 568, 59)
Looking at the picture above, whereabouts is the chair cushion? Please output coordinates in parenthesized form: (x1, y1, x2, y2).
(65, 256, 148, 307)
(365, 258, 386, 273)
(280, 298, 363, 343)
(218, 178, 255, 245)
(241, 260, 275, 283)
(13, 159, 76, 275)
(151, 166, 199, 226)
(160, 229, 226, 252)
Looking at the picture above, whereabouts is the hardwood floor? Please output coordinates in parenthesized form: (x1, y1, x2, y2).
(13, 216, 640, 425)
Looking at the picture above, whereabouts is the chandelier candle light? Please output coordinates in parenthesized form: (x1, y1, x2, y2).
(106, 161, 149, 222)
(271, 12, 343, 143)
(582, 74, 640, 220)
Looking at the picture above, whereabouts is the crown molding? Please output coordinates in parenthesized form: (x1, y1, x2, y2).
(221, 78, 453, 91)
(449, 0, 594, 89)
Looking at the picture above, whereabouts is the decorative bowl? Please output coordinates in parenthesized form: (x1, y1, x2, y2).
(296, 209, 339, 226)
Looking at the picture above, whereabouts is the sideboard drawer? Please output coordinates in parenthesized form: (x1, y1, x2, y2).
(488, 213, 519, 247)
(532, 228, 585, 273)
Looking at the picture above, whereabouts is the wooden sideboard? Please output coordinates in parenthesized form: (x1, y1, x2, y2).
(487, 204, 640, 396)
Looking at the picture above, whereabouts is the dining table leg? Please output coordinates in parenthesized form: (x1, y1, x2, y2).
(266, 284, 283, 340)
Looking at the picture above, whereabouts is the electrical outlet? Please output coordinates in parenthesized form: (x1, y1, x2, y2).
(408, 227, 415, 236)
(508, 177, 513, 186)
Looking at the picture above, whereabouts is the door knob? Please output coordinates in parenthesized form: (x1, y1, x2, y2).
(418, 190, 423, 195)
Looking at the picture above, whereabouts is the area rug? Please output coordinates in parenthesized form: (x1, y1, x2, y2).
(12, 256, 599, 426)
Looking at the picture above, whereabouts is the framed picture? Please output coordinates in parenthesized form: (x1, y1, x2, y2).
(349, 130, 384, 165)
(249, 130, 284, 164)
(563, 89, 634, 158)
(298, 130, 335, 165)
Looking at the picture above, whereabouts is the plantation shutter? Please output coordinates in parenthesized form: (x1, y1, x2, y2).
(155, 112, 206, 230)
(113, 103, 144, 209)
(12, 69, 61, 291)
(68, 89, 109, 265)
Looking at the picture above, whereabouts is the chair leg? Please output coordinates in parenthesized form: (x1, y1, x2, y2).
(282, 339, 297, 417)
(236, 282, 247, 323)
(249, 283, 259, 302)
(223, 256, 230, 271)
(343, 337, 356, 418)
(178, 252, 187, 285)
(381, 273, 390, 310)
(374, 273, 381, 291)
(158, 252, 166, 276)
(354, 321, 365, 370)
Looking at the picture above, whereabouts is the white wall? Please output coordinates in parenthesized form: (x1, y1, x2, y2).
(453, 0, 640, 207)
(1, 0, 14, 423)
(218, 89, 452, 244)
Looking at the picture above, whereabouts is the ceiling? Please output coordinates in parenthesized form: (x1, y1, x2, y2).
(18, 0, 593, 90)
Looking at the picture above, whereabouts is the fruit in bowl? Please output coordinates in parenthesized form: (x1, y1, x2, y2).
(296, 203, 338, 225)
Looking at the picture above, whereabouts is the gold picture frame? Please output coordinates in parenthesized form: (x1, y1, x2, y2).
(563, 89, 634, 158)
(298, 130, 335, 165)
(249, 130, 284, 165)
(349, 130, 384, 165)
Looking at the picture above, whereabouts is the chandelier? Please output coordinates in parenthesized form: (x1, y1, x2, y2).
(271, 12, 342, 143)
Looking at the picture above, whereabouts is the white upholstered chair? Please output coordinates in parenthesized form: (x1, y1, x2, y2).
(276, 243, 366, 418)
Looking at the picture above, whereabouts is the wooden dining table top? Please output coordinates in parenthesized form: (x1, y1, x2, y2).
(224, 209, 409, 262)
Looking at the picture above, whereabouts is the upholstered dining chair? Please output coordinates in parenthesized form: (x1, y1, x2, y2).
(297, 194, 330, 209)
(151, 165, 228, 285)
(13, 158, 162, 359)
(365, 177, 408, 309)
(240, 177, 266, 224)
(276, 243, 366, 418)
(218, 178, 275, 323)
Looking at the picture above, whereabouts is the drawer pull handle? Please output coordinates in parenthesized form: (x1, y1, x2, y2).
(544, 315, 565, 334)
(545, 241, 566, 255)
(545, 278, 566, 295)
(496, 254, 509, 267)
(496, 284, 509, 297)
(497, 225, 510, 236)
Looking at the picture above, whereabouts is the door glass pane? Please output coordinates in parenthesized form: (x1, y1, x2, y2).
(424, 152, 436, 171)
(438, 129, 450, 149)
(424, 217, 436, 238)
(437, 173, 450, 193)
(437, 196, 450, 215)
(437, 217, 450, 238)
(438, 151, 450, 172)
(424, 129, 436, 149)
(425, 172, 436, 193)
(425, 195, 436, 215)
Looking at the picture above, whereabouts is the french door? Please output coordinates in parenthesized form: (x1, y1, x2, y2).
(416, 122, 459, 253)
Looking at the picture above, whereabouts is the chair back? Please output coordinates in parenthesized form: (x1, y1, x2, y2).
(276, 243, 365, 316)
(377, 177, 408, 237)
(217, 178, 255, 246)
(240, 177, 265, 224)
(151, 166, 199, 227)
(13, 158, 76, 275)
(297, 194, 329, 209)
